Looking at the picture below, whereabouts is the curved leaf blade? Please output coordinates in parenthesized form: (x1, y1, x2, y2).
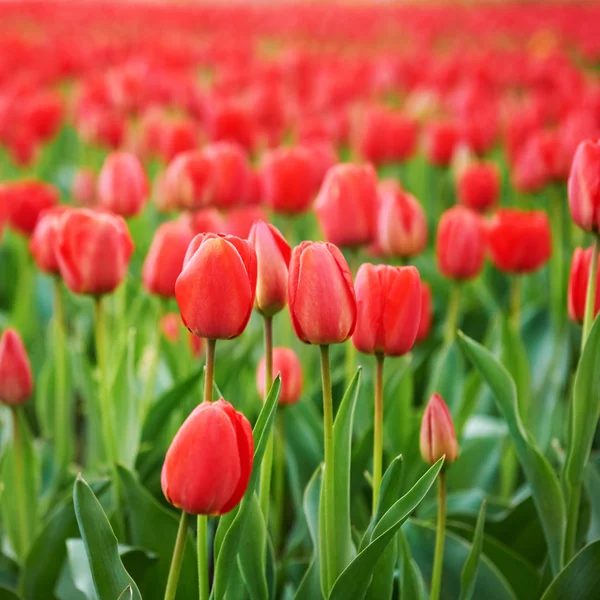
(459, 500, 487, 600)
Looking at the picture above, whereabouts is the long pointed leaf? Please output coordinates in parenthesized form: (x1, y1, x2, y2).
(459, 500, 487, 600)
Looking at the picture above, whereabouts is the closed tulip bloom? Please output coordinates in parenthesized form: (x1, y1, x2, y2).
(142, 218, 195, 298)
(203, 142, 251, 209)
(0, 329, 33, 405)
(457, 162, 500, 213)
(288, 241, 357, 345)
(568, 139, 600, 232)
(420, 393, 458, 465)
(163, 151, 214, 211)
(248, 220, 291, 316)
(352, 264, 421, 356)
(2, 180, 58, 236)
(98, 152, 149, 218)
(188, 209, 225, 236)
(377, 180, 428, 258)
(488, 209, 551, 274)
(175, 233, 257, 339)
(423, 120, 460, 167)
(568, 247, 600, 324)
(29, 206, 68, 274)
(315, 163, 378, 247)
(56, 208, 134, 295)
(256, 347, 303, 405)
(161, 399, 253, 515)
(224, 206, 266, 239)
(437, 206, 486, 280)
(416, 283, 433, 344)
(72, 168, 97, 207)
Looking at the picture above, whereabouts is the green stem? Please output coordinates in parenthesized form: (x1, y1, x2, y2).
(443, 284, 461, 345)
(372, 354, 384, 514)
(203, 339, 216, 404)
(430, 472, 447, 600)
(164, 511, 190, 600)
(11, 406, 30, 558)
(272, 411, 286, 553)
(510, 276, 521, 331)
(581, 236, 600, 351)
(197, 515, 209, 600)
(259, 316, 274, 521)
(320, 345, 337, 594)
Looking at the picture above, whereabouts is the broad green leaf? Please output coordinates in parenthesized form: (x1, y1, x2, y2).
(459, 501, 487, 600)
(584, 462, 600, 543)
(565, 315, 600, 486)
(237, 494, 268, 600)
(425, 341, 464, 413)
(500, 319, 530, 424)
(117, 587, 133, 600)
(458, 332, 566, 574)
(73, 476, 142, 600)
(212, 376, 281, 599)
(328, 458, 444, 600)
(0, 587, 20, 600)
(364, 542, 396, 600)
(398, 531, 426, 600)
(117, 467, 197, 600)
(541, 540, 600, 600)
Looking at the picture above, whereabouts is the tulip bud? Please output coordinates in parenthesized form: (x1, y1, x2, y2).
(315, 163, 378, 248)
(423, 120, 460, 167)
(224, 206, 267, 239)
(188, 209, 225, 236)
(416, 283, 433, 344)
(352, 264, 421, 356)
(163, 151, 214, 211)
(420, 393, 458, 465)
(29, 206, 68, 274)
(161, 399, 253, 515)
(2, 180, 59, 236)
(376, 180, 428, 258)
(248, 220, 291, 316)
(568, 247, 600, 324)
(175, 233, 257, 340)
(256, 347, 303, 405)
(97, 151, 149, 218)
(511, 137, 548, 194)
(72, 168, 97, 207)
(208, 100, 256, 153)
(56, 208, 134, 295)
(142, 218, 195, 298)
(568, 139, 600, 233)
(161, 312, 181, 344)
(288, 241, 357, 345)
(487, 209, 551, 274)
(437, 206, 486, 280)
(0, 329, 33, 405)
(456, 162, 500, 213)
(158, 120, 198, 163)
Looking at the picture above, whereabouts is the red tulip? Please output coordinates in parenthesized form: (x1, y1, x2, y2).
(207, 100, 256, 152)
(423, 120, 460, 167)
(568, 247, 600, 324)
(457, 162, 500, 213)
(203, 142, 252, 209)
(568, 139, 600, 233)
(437, 206, 486, 280)
(188, 209, 225, 236)
(161, 312, 181, 344)
(162, 151, 213, 211)
(161, 399, 253, 515)
(288, 241, 357, 345)
(0, 329, 33, 405)
(224, 206, 267, 239)
(175, 233, 257, 340)
(511, 136, 549, 194)
(315, 163, 378, 247)
(97, 152, 149, 217)
(142, 218, 195, 298)
(420, 393, 459, 464)
(248, 221, 291, 316)
(416, 283, 433, 344)
(29, 207, 68, 274)
(72, 168, 97, 207)
(56, 208, 134, 295)
(2, 180, 58, 236)
(487, 209, 551, 274)
(256, 347, 303, 405)
(352, 263, 421, 356)
(376, 180, 428, 258)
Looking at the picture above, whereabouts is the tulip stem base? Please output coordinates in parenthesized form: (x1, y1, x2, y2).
(259, 316, 274, 522)
(197, 515, 209, 600)
(320, 345, 337, 595)
(372, 354, 384, 514)
(581, 235, 600, 351)
(204, 339, 216, 404)
(164, 511, 189, 600)
(510, 276, 521, 331)
(430, 472, 447, 600)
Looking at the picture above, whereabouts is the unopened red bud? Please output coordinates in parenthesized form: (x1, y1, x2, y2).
(0, 329, 33, 406)
(420, 393, 458, 465)
(257, 347, 303, 405)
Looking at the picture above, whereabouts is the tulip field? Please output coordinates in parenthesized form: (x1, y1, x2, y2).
(3, 1, 600, 599)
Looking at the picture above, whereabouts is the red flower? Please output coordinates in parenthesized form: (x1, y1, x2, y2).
(2, 180, 59, 236)
(568, 139, 600, 233)
(0, 329, 33, 406)
(568, 247, 600, 324)
(457, 162, 500, 213)
(420, 393, 458, 465)
(29, 206, 68, 274)
(257, 347, 303, 405)
(416, 283, 433, 344)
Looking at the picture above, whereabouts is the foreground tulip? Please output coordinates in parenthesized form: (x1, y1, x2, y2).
(2, 180, 58, 236)
(142, 218, 195, 298)
(568, 247, 600, 324)
(376, 180, 428, 258)
(175, 233, 257, 340)
(315, 163, 378, 248)
(568, 139, 600, 233)
(416, 283, 433, 344)
(0, 329, 33, 405)
(257, 347, 303, 406)
(29, 207, 68, 274)
(457, 162, 500, 212)
(56, 209, 134, 295)
(487, 209, 551, 274)
(97, 151, 149, 217)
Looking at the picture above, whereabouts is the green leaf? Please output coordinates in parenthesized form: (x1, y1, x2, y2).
(499, 319, 530, 425)
(73, 476, 142, 600)
(117, 467, 197, 600)
(425, 341, 464, 413)
(541, 540, 600, 600)
(328, 458, 444, 600)
(117, 587, 133, 600)
(212, 376, 281, 599)
(0, 586, 20, 600)
(398, 531, 426, 600)
(565, 315, 600, 486)
(459, 501, 487, 600)
(458, 332, 566, 574)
